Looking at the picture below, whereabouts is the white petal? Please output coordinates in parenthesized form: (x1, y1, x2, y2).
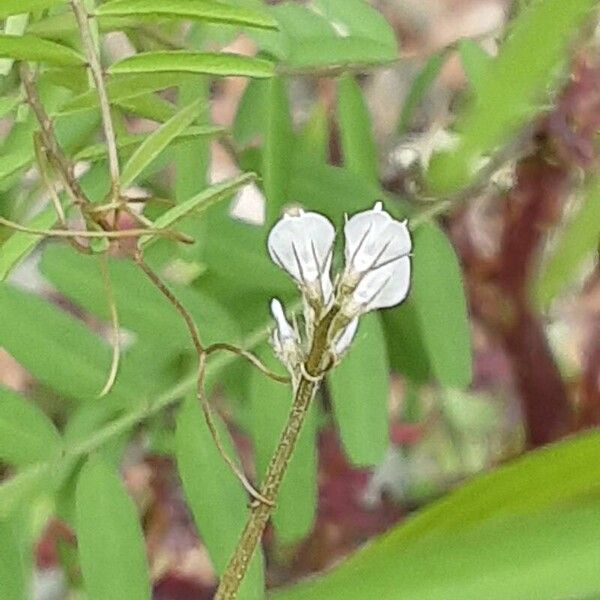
(344, 204, 411, 274)
(267, 211, 335, 294)
(353, 256, 411, 311)
(335, 318, 359, 355)
(270, 298, 295, 342)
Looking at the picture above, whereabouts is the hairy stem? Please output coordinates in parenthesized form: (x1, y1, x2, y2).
(133, 253, 270, 504)
(71, 0, 120, 196)
(20, 63, 90, 208)
(215, 307, 339, 599)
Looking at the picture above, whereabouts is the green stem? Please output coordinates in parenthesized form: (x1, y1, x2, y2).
(215, 306, 340, 599)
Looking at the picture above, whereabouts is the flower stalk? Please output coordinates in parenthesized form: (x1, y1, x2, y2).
(215, 305, 340, 600)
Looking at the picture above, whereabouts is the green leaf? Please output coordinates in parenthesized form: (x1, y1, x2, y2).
(382, 300, 430, 384)
(120, 98, 202, 187)
(275, 505, 600, 600)
(263, 77, 293, 223)
(286, 37, 395, 70)
(411, 224, 472, 388)
(0, 283, 138, 402)
(76, 456, 151, 600)
(0, 463, 53, 519)
(59, 73, 197, 115)
(337, 74, 378, 186)
(458, 39, 493, 95)
(0, 33, 84, 66)
(328, 313, 389, 467)
(0, 207, 57, 282)
(296, 102, 329, 163)
(534, 179, 600, 308)
(233, 78, 268, 146)
(40, 245, 241, 350)
(174, 77, 211, 254)
(109, 51, 274, 78)
(256, 1, 396, 70)
(250, 344, 317, 544)
(97, 0, 278, 30)
(312, 0, 397, 55)
(0, 14, 29, 76)
(273, 431, 600, 600)
(427, 0, 596, 194)
(398, 51, 447, 134)
(0, 387, 62, 468)
(73, 125, 224, 162)
(0, 519, 27, 600)
(115, 93, 178, 123)
(0, 95, 22, 119)
(175, 397, 264, 599)
(0, 0, 64, 18)
(149, 172, 257, 233)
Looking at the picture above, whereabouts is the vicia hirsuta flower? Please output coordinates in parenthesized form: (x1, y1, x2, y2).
(267, 203, 411, 376)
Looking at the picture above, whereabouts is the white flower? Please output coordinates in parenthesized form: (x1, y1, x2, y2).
(270, 298, 298, 356)
(334, 318, 358, 356)
(267, 209, 335, 303)
(342, 202, 411, 315)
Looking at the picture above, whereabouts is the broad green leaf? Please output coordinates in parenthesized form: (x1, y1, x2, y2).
(0, 0, 64, 18)
(0, 207, 57, 282)
(0, 463, 52, 519)
(275, 505, 600, 600)
(382, 300, 431, 384)
(263, 77, 293, 223)
(115, 93, 178, 123)
(273, 430, 600, 600)
(254, 1, 396, 69)
(97, 0, 278, 30)
(0, 95, 22, 119)
(0, 284, 139, 402)
(27, 12, 144, 39)
(0, 387, 61, 468)
(121, 99, 202, 187)
(411, 224, 472, 388)
(73, 125, 224, 162)
(76, 456, 151, 600)
(427, 0, 596, 194)
(286, 37, 395, 70)
(534, 179, 600, 308)
(0, 519, 27, 600)
(398, 51, 447, 134)
(328, 313, 389, 467)
(173, 76, 211, 256)
(59, 73, 198, 115)
(457, 39, 493, 95)
(0, 14, 29, 76)
(149, 172, 257, 232)
(289, 156, 384, 223)
(250, 344, 317, 544)
(201, 209, 293, 297)
(40, 245, 241, 350)
(0, 34, 84, 66)
(295, 102, 329, 163)
(337, 74, 378, 186)
(312, 0, 397, 55)
(233, 78, 268, 146)
(0, 149, 33, 183)
(175, 397, 264, 599)
(109, 51, 274, 78)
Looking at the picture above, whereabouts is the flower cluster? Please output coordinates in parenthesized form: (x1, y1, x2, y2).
(267, 202, 412, 378)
